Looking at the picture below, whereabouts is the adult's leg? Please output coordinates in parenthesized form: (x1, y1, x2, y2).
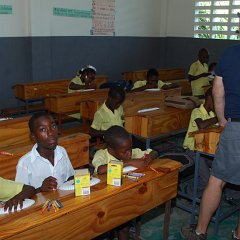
(234, 214, 240, 239)
(196, 175, 225, 234)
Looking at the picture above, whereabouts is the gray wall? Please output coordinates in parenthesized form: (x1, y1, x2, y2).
(0, 36, 238, 109)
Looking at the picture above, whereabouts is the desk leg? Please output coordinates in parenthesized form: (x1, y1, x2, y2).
(146, 138, 151, 149)
(163, 200, 171, 240)
(191, 151, 200, 224)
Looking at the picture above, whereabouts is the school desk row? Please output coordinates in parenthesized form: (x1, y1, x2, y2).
(0, 158, 182, 240)
(12, 67, 191, 113)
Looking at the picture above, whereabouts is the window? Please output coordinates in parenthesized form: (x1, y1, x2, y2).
(194, 0, 240, 40)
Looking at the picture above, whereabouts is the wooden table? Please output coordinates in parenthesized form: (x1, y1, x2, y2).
(0, 158, 182, 240)
(45, 89, 109, 125)
(13, 76, 107, 113)
(125, 106, 192, 148)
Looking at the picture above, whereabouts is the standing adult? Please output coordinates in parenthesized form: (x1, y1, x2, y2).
(181, 44, 240, 240)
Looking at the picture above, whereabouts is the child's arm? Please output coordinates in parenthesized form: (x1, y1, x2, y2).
(89, 127, 105, 138)
(188, 73, 211, 82)
(69, 81, 97, 90)
(195, 116, 218, 130)
(161, 82, 179, 90)
(36, 176, 57, 193)
(3, 185, 36, 212)
(96, 164, 108, 175)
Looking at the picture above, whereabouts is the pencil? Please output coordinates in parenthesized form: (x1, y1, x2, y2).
(149, 166, 160, 174)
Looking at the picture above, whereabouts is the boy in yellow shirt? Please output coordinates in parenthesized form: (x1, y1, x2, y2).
(130, 68, 178, 92)
(183, 87, 217, 197)
(188, 48, 211, 97)
(89, 87, 125, 138)
(92, 125, 158, 239)
(0, 177, 36, 212)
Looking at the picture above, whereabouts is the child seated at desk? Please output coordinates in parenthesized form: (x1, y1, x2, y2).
(0, 177, 36, 212)
(183, 87, 217, 197)
(130, 68, 178, 92)
(92, 125, 158, 239)
(15, 112, 74, 193)
(188, 48, 211, 98)
(68, 65, 97, 93)
(89, 87, 125, 138)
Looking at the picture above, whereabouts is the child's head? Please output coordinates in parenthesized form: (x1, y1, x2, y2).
(104, 126, 132, 161)
(146, 68, 159, 84)
(29, 112, 58, 150)
(106, 87, 125, 110)
(204, 87, 214, 112)
(208, 62, 217, 73)
(79, 65, 96, 84)
(198, 48, 209, 64)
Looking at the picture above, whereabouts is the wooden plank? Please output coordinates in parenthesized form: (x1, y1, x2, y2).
(45, 89, 109, 114)
(13, 76, 107, 101)
(0, 158, 182, 240)
(0, 133, 90, 180)
(0, 116, 31, 149)
(125, 106, 192, 138)
(122, 68, 185, 82)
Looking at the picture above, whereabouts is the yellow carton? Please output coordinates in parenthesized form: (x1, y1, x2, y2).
(107, 160, 123, 186)
(74, 169, 90, 196)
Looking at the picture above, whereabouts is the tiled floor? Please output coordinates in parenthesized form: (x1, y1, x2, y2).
(140, 202, 239, 240)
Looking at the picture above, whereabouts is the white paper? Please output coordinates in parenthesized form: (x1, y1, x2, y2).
(138, 107, 160, 113)
(123, 166, 138, 173)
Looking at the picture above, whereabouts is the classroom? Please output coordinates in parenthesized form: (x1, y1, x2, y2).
(0, 1, 240, 240)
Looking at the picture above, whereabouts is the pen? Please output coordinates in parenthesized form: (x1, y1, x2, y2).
(126, 176, 138, 182)
(149, 166, 161, 174)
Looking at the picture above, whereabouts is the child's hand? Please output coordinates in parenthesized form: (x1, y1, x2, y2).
(142, 154, 152, 165)
(127, 157, 151, 168)
(40, 176, 57, 192)
(3, 185, 36, 212)
(200, 72, 211, 77)
(146, 82, 157, 89)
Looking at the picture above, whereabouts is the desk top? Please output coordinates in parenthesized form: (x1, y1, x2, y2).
(0, 158, 181, 240)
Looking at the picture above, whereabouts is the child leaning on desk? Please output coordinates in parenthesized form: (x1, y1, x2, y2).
(130, 68, 179, 92)
(0, 177, 36, 212)
(68, 65, 97, 93)
(92, 125, 158, 240)
(15, 112, 74, 193)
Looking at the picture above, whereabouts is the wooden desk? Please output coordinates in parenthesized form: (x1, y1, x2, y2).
(0, 158, 182, 240)
(79, 88, 181, 124)
(122, 68, 185, 82)
(45, 89, 109, 125)
(0, 132, 90, 180)
(0, 116, 31, 149)
(125, 106, 192, 148)
(13, 76, 107, 113)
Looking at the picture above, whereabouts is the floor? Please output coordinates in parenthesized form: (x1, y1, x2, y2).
(140, 202, 239, 240)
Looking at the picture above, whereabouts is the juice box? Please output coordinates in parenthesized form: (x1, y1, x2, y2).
(107, 160, 123, 186)
(74, 169, 90, 196)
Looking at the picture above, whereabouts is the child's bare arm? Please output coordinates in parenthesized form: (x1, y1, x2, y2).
(97, 164, 108, 175)
(195, 117, 218, 130)
(3, 185, 36, 212)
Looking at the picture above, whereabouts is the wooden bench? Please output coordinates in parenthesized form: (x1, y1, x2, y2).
(12, 76, 107, 113)
(122, 68, 191, 95)
(0, 132, 90, 180)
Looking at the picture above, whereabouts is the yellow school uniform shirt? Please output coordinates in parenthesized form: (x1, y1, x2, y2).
(68, 76, 85, 93)
(0, 177, 23, 201)
(132, 80, 168, 90)
(183, 104, 215, 151)
(188, 60, 210, 96)
(92, 148, 152, 173)
(91, 102, 124, 130)
(67, 76, 85, 119)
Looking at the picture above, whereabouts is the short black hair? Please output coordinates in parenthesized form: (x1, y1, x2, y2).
(81, 68, 96, 75)
(147, 68, 159, 78)
(28, 112, 51, 133)
(108, 87, 125, 102)
(104, 125, 131, 149)
(198, 48, 209, 56)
